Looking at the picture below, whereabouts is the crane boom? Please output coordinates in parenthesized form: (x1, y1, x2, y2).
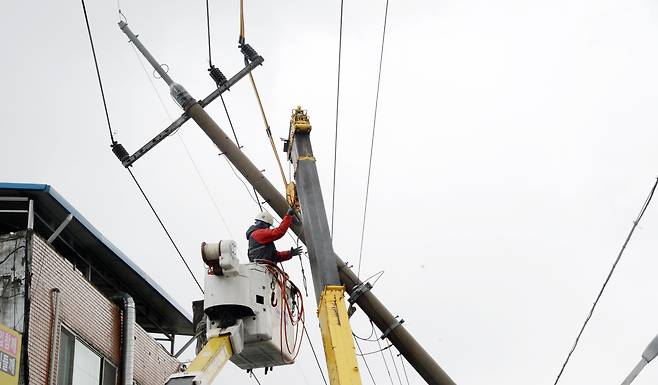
(119, 21, 456, 385)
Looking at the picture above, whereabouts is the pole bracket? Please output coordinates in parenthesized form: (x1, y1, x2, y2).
(380, 317, 405, 340)
(348, 282, 372, 305)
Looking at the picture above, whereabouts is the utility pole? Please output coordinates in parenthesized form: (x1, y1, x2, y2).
(119, 21, 456, 385)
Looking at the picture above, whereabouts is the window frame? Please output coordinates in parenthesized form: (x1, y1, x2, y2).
(57, 324, 118, 385)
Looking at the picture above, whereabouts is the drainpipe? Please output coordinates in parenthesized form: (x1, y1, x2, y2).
(47, 288, 61, 385)
(117, 293, 135, 385)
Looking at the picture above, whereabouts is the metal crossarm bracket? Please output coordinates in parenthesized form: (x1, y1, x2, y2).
(380, 318, 405, 340)
(121, 56, 264, 168)
(347, 282, 372, 305)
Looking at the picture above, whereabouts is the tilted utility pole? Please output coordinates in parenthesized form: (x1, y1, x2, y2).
(118, 21, 456, 385)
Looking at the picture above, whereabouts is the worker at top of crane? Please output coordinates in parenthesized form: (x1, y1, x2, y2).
(246, 208, 302, 263)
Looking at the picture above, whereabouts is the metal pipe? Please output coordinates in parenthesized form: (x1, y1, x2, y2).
(47, 288, 61, 385)
(118, 21, 174, 86)
(117, 293, 135, 385)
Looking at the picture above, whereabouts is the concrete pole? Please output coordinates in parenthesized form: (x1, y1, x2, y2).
(186, 103, 456, 385)
(121, 23, 456, 385)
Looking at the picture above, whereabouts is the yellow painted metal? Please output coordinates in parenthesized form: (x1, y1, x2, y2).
(186, 335, 233, 384)
(318, 286, 362, 385)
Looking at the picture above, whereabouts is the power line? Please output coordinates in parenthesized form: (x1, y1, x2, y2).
(354, 336, 378, 385)
(128, 40, 235, 239)
(205, 0, 212, 66)
(303, 324, 329, 385)
(552, 176, 658, 384)
(80, 0, 115, 143)
(127, 169, 204, 293)
(249, 371, 262, 385)
(330, 0, 345, 239)
(377, 337, 395, 385)
(204, 2, 263, 211)
(80, 0, 203, 294)
(388, 341, 403, 385)
(399, 353, 410, 385)
(357, 0, 390, 278)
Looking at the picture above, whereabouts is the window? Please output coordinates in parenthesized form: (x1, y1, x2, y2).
(57, 327, 117, 385)
(101, 359, 117, 385)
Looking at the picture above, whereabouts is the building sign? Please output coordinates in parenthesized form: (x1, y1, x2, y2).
(0, 323, 21, 384)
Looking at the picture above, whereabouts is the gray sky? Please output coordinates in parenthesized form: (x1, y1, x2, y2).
(4, 0, 658, 384)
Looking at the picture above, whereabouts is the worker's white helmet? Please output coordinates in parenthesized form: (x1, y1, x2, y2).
(255, 211, 274, 225)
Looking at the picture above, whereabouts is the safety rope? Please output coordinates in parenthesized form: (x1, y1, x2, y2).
(239, 0, 288, 189)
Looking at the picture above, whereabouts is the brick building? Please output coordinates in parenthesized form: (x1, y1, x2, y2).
(0, 183, 194, 385)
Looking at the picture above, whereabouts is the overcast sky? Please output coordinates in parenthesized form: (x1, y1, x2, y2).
(4, 0, 658, 384)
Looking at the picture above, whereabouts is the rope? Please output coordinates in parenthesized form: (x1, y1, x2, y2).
(552, 176, 658, 384)
(238, 0, 288, 189)
(80, 0, 203, 294)
(331, 0, 345, 239)
(357, 0, 390, 278)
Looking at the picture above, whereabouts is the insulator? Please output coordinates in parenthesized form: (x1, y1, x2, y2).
(208, 65, 228, 87)
(111, 142, 130, 162)
(240, 43, 259, 63)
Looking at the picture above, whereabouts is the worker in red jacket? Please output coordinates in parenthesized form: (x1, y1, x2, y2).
(246, 208, 302, 263)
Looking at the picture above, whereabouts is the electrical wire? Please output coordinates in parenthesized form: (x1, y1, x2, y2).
(79, 0, 203, 294)
(128, 40, 235, 239)
(249, 371, 262, 385)
(204, 1, 263, 211)
(377, 337, 395, 385)
(552, 176, 658, 385)
(303, 324, 329, 385)
(0, 245, 25, 266)
(356, 342, 394, 357)
(355, 336, 378, 385)
(238, 0, 289, 189)
(217, 94, 263, 211)
(205, 0, 212, 67)
(80, 0, 115, 144)
(388, 342, 403, 385)
(127, 169, 204, 293)
(399, 353, 410, 385)
(330, 0, 344, 239)
(358, 0, 390, 278)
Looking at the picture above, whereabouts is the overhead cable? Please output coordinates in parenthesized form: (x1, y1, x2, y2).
(399, 354, 410, 385)
(127, 169, 204, 293)
(377, 337, 395, 385)
(357, 0, 390, 278)
(552, 176, 658, 384)
(205, 0, 262, 210)
(388, 343, 403, 385)
(80, 0, 115, 143)
(239, 0, 289, 189)
(128, 40, 235, 238)
(80, 0, 203, 294)
(303, 324, 329, 385)
(331, 0, 345, 239)
(355, 337, 378, 385)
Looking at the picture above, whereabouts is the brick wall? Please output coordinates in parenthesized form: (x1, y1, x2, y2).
(27, 234, 180, 385)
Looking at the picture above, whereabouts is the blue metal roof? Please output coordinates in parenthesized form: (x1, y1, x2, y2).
(0, 182, 193, 335)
